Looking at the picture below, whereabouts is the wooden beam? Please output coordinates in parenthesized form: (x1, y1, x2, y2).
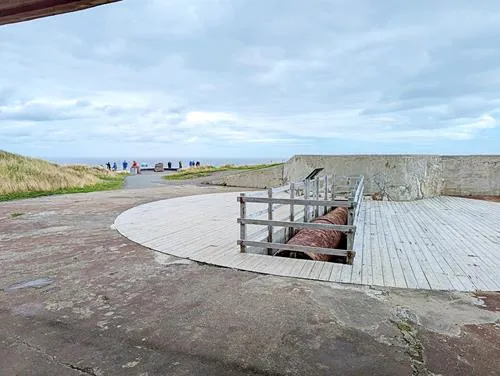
(238, 240, 356, 259)
(238, 218, 355, 233)
(238, 196, 350, 207)
(0, 0, 121, 26)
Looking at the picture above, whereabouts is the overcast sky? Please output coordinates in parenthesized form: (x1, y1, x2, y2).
(1, 0, 500, 159)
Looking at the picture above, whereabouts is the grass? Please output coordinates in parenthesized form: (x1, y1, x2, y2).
(10, 212, 24, 218)
(163, 163, 283, 181)
(0, 150, 126, 202)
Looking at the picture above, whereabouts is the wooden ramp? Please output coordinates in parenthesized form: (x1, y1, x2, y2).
(114, 193, 500, 292)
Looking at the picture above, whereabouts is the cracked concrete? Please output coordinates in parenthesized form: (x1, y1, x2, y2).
(1, 184, 499, 375)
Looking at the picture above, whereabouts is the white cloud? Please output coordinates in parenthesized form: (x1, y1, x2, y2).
(1, 0, 500, 157)
(185, 111, 236, 124)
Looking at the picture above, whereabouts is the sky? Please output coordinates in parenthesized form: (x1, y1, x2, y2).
(1, 0, 500, 159)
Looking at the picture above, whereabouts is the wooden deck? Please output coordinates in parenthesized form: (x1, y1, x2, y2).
(114, 193, 500, 292)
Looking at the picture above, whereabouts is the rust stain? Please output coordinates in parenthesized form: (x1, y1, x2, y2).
(473, 292, 500, 312)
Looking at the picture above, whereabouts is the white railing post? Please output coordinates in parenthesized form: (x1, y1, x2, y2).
(315, 176, 320, 218)
(239, 193, 246, 253)
(331, 174, 335, 204)
(267, 188, 273, 255)
(323, 175, 328, 215)
(304, 179, 310, 223)
(289, 182, 295, 240)
(346, 184, 355, 251)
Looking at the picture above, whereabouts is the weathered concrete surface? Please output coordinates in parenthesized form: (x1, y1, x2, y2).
(284, 155, 444, 200)
(205, 164, 285, 189)
(442, 156, 500, 196)
(283, 154, 500, 201)
(1, 186, 499, 375)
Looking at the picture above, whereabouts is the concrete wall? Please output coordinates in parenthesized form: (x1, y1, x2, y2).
(204, 155, 500, 201)
(284, 155, 444, 201)
(205, 164, 285, 189)
(284, 155, 500, 200)
(442, 156, 500, 196)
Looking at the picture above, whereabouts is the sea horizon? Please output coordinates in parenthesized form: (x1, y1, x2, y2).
(47, 156, 289, 168)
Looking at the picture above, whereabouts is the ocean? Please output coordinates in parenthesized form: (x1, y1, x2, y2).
(48, 157, 288, 168)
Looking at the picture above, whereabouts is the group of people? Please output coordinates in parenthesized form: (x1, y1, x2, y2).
(105, 160, 140, 174)
(104, 160, 202, 173)
(166, 161, 183, 169)
(105, 161, 118, 171)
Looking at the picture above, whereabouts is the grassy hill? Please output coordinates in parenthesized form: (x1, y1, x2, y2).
(0, 151, 125, 201)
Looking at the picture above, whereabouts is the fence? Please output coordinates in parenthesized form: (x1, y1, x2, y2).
(237, 175, 364, 264)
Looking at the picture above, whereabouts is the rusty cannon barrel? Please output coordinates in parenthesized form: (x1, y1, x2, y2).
(274, 207, 348, 262)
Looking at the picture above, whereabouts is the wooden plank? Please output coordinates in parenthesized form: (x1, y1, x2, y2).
(289, 182, 295, 240)
(361, 201, 374, 286)
(385, 202, 420, 289)
(404, 200, 466, 291)
(264, 257, 304, 276)
(240, 197, 350, 207)
(328, 263, 345, 283)
(391, 201, 432, 289)
(286, 257, 308, 277)
(318, 262, 334, 281)
(114, 190, 499, 292)
(421, 198, 498, 290)
(368, 201, 385, 287)
(315, 177, 320, 218)
(304, 179, 310, 222)
(239, 240, 353, 258)
(411, 199, 477, 291)
(338, 263, 354, 284)
(376, 201, 408, 289)
(436, 197, 500, 268)
(373, 201, 396, 287)
(395, 201, 451, 290)
(267, 188, 273, 255)
(323, 175, 329, 215)
(349, 199, 366, 285)
(298, 260, 317, 279)
(238, 218, 355, 232)
(308, 261, 326, 280)
(240, 193, 246, 252)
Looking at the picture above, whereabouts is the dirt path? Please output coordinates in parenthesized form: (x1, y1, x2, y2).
(0, 185, 499, 376)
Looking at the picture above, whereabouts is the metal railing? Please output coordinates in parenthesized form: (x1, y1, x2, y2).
(237, 175, 364, 264)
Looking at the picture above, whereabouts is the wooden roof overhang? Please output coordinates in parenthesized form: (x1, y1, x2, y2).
(0, 0, 120, 26)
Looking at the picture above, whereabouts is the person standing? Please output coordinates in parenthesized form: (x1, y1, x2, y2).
(123, 160, 128, 171)
(112, 162, 117, 171)
(106, 162, 111, 170)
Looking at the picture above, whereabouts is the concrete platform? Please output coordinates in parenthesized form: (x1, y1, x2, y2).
(114, 193, 500, 292)
(2, 186, 500, 375)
